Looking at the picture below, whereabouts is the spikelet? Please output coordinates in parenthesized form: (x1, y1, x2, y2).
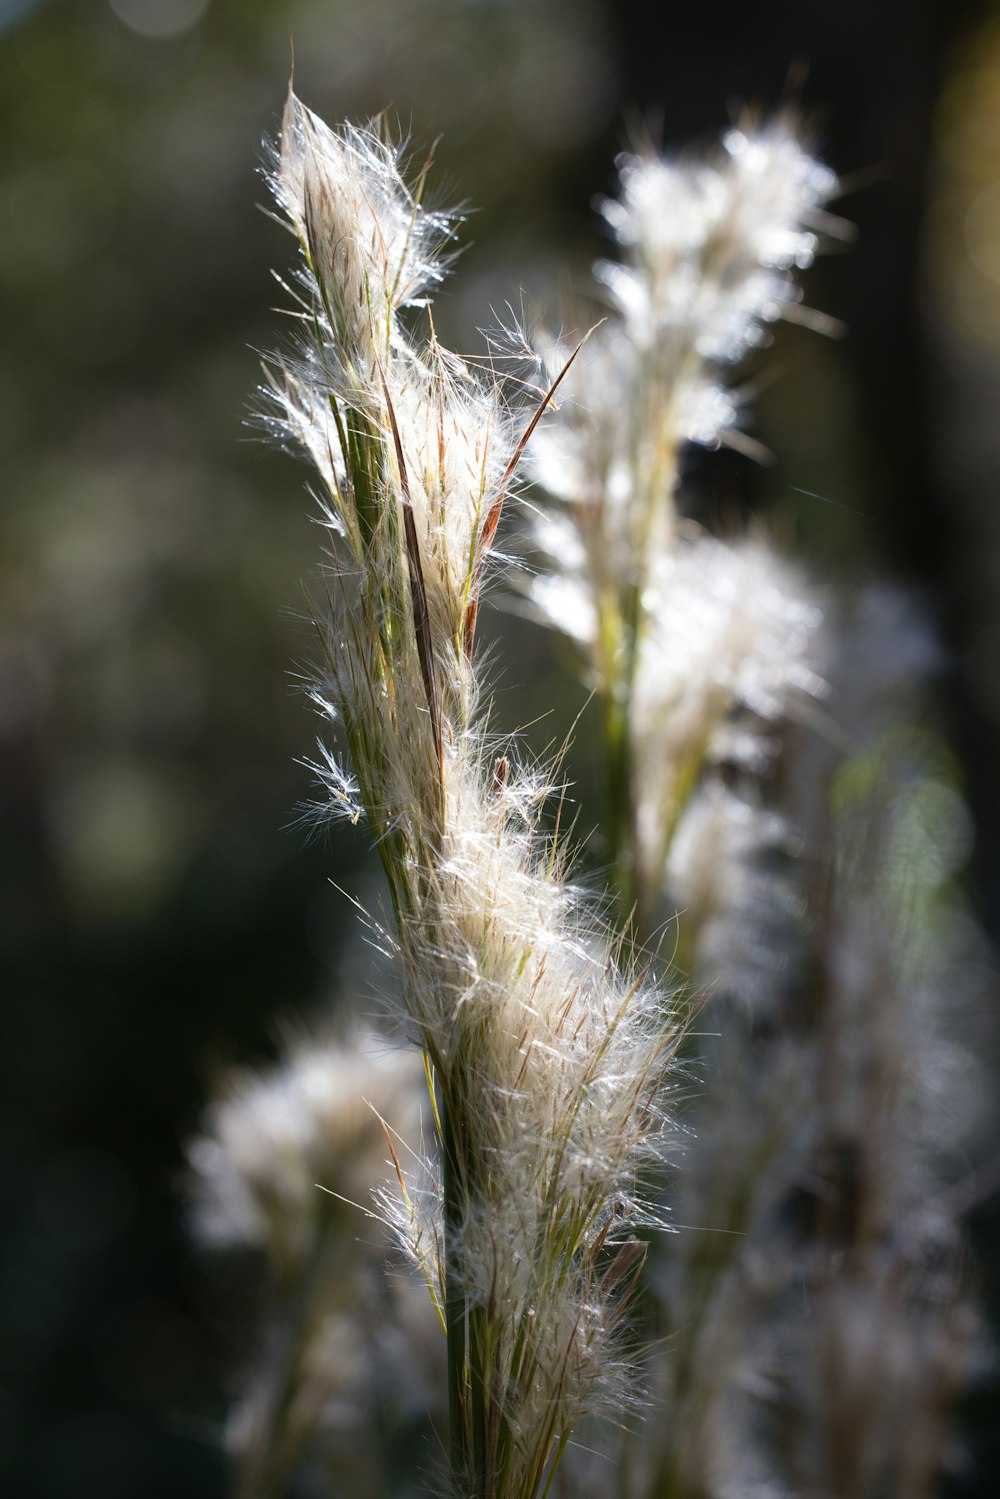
(271, 94, 456, 382)
(526, 118, 837, 934)
(597, 121, 839, 362)
(187, 1022, 437, 1495)
(529, 118, 843, 575)
(188, 1025, 424, 1278)
(630, 529, 824, 903)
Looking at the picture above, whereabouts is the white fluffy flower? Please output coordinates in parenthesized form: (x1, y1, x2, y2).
(187, 1027, 424, 1276)
(631, 530, 823, 892)
(273, 92, 455, 378)
(599, 121, 838, 363)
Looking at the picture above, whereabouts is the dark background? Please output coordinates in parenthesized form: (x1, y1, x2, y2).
(3, 0, 999, 1494)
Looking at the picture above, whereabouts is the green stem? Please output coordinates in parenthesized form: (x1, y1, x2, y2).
(234, 1201, 345, 1499)
(441, 1080, 473, 1493)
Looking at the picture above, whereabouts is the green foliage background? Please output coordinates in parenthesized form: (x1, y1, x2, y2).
(2, 1, 998, 1495)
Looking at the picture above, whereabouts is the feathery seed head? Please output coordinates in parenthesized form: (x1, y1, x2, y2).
(528, 120, 842, 601)
(600, 120, 839, 362)
(187, 1027, 424, 1280)
(263, 95, 682, 1494)
(273, 93, 456, 380)
(630, 531, 824, 892)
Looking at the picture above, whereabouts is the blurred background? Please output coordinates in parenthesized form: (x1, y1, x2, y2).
(3, 0, 1000, 1493)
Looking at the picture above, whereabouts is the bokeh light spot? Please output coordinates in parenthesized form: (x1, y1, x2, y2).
(108, 0, 208, 40)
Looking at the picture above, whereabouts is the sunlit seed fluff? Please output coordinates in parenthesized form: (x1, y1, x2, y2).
(388, 351, 520, 634)
(638, 530, 823, 725)
(370, 738, 678, 1479)
(187, 1027, 425, 1278)
(721, 125, 837, 266)
(627, 529, 824, 890)
(598, 120, 839, 362)
(272, 92, 456, 379)
(392, 736, 674, 1106)
(190, 1021, 445, 1496)
(673, 374, 742, 451)
(528, 326, 635, 506)
(666, 779, 807, 1014)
